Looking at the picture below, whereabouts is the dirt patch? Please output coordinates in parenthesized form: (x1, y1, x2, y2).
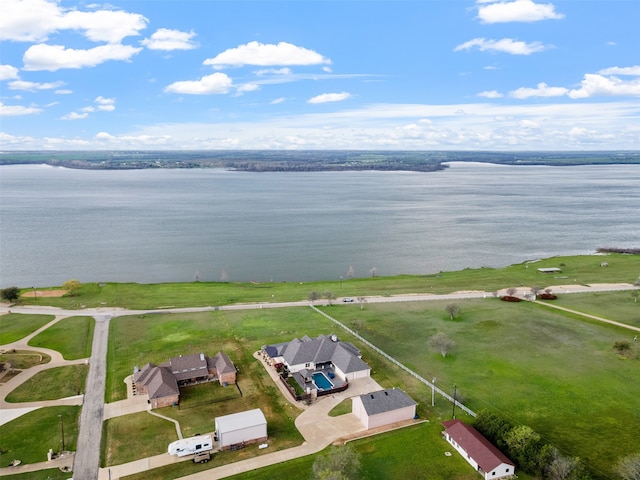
(22, 289, 67, 298)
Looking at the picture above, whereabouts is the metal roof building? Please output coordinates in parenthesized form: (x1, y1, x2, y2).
(214, 408, 267, 450)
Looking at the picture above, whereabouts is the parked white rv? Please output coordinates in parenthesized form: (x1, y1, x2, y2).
(167, 435, 213, 457)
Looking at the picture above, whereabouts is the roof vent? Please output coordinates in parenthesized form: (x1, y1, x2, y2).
(330, 334, 338, 342)
(384, 391, 389, 396)
(370, 394, 374, 399)
(200, 353, 205, 361)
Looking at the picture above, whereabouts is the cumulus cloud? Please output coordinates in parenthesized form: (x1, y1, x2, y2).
(23, 43, 143, 71)
(598, 65, 640, 76)
(203, 41, 331, 69)
(164, 73, 233, 95)
(307, 92, 351, 104)
(568, 73, 640, 99)
(61, 111, 90, 120)
(455, 38, 546, 55)
(271, 97, 286, 104)
(8, 80, 65, 91)
(58, 10, 148, 44)
(478, 90, 504, 98)
(95, 96, 116, 111)
(1, 0, 147, 43)
(477, 0, 564, 23)
(235, 83, 260, 95)
(142, 28, 198, 51)
(0, 65, 20, 80)
(0, 101, 43, 116)
(509, 82, 568, 98)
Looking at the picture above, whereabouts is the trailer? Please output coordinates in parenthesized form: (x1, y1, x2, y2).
(167, 435, 213, 457)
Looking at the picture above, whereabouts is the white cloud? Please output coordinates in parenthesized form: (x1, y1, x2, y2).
(598, 65, 640, 76)
(7, 80, 65, 91)
(568, 73, 640, 99)
(477, 0, 564, 23)
(510, 82, 568, 98)
(58, 10, 147, 44)
(0, 0, 147, 43)
(254, 68, 293, 76)
(0, 101, 43, 116)
(61, 111, 90, 120)
(141, 28, 198, 51)
(235, 83, 260, 95)
(0, 0, 63, 42)
(55, 89, 73, 94)
(0, 65, 20, 80)
(478, 90, 504, 98)
(23, 43, 143, 71)
(164, 73, 233, 95)
(519, 119, 540, 128)
(455, 38, 546, 55)
(203, 41, 331, 69)
(307, 92, 351, 104)
(95, 96, 116, 111)
(271, 97, 286, 104)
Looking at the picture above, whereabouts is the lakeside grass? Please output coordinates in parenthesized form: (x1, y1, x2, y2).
(0, 406, 81, 465)
(15, 253, 640, 310)
(5, 364, 88, 402)
(0, 314, 55, 344)
(27, 316, 94, 360)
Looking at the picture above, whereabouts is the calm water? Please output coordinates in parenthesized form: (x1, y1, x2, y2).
(1, 162, 638, 287)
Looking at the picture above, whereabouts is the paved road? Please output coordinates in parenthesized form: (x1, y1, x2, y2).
(72, 314, 111, 480)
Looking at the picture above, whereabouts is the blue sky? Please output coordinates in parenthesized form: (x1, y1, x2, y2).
(1, 0, 639, 150)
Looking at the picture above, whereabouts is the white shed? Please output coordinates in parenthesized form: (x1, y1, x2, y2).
(352, 388, 417, 430)
(214, 408, 267, 450)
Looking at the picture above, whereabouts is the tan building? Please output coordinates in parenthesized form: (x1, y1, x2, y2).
(352, 388, 417, 429)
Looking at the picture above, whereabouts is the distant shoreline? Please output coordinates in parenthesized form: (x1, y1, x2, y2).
(1, 150, 639, 172)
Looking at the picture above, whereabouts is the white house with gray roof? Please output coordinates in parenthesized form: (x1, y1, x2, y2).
(262, 334, 371, 381)
(352, 388, 417, 429)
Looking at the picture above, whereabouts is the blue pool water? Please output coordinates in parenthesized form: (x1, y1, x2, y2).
(312, 372, 334, 391)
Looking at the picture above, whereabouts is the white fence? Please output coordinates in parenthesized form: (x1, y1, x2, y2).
(311, 305, 476, 418)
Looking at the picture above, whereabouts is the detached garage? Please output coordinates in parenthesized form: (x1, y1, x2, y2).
(215, 408, 267, 450)
(352, 388, 417, 430)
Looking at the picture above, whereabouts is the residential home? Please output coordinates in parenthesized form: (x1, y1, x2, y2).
(442, 419, 515, 480)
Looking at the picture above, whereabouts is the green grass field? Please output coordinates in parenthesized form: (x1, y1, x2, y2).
(0, 406, 81, 465)
(0, 468, 70, 480)
(5, 364, 88, 402)
(319, 297, 640, 478)
(27, 316, 95, 359)
(0, 314, 55, 344)
(0, 350, 51, 369)
(16, 253, 640, 310)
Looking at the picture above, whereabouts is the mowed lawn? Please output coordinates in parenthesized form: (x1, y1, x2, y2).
(0, 314, 55, 344)
(0, 406, 81, 465)
(320, 297, 640, 478)
(28, 316, 95, 359)
(5, 364, 88, 402)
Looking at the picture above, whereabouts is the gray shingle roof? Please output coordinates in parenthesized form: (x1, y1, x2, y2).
(147, 366, 179, 399)
(358, 388, 416, 416)
(212, 351, 236, 374)
(170, 353, 208, 382)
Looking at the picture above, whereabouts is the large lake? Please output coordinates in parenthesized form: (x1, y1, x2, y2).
(1, 162, 638, 287)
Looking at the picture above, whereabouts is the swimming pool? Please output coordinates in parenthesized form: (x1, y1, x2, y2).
(312, 372, 334, 391)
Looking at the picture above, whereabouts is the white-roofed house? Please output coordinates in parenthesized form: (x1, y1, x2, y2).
(352, 388, 417, 429)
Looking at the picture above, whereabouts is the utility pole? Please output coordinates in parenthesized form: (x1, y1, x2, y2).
(431, 378, 436, 407)
(634, 336, 638, 360)
(452, 384, 457, 419)
(59, 414, 65, 451)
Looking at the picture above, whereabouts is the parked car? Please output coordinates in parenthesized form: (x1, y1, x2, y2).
(342, 297, 354, 302)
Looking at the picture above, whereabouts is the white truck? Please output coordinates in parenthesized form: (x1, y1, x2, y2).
(167, 435, 213, 458)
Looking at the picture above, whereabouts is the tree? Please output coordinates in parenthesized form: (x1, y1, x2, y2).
(616, 452, 640, 480)
(506, 287, 517, 297)
(1, 286, 20, 303)
(369, 267, 378, 277)
(504, 425, 543, 474)
(545, 447, 582, 480)
(63, 279, 81, 296)
(614, 340, 631, 356)
(530, 286, 543, 300)
(308, 291, 320, 305)
(312, 444, 361, 480)
(429, 332, 455, 358)
(352, 319, 363, 335)
(445, 303, 460, 320)
(324, 291, 336, 306)
(357, 296, 367, 311)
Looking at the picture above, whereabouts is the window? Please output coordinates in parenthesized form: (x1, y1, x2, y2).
(506, 469, 510, 472)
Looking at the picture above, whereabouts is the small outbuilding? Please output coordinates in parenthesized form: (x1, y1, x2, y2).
(442, 419, 515, 480)
(214, 408, 267, 450)
(537, 267, 562, 274)
(352, 388, 417, 430)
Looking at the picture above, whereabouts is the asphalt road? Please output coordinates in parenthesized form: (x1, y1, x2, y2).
(72, 314, 111, 480)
